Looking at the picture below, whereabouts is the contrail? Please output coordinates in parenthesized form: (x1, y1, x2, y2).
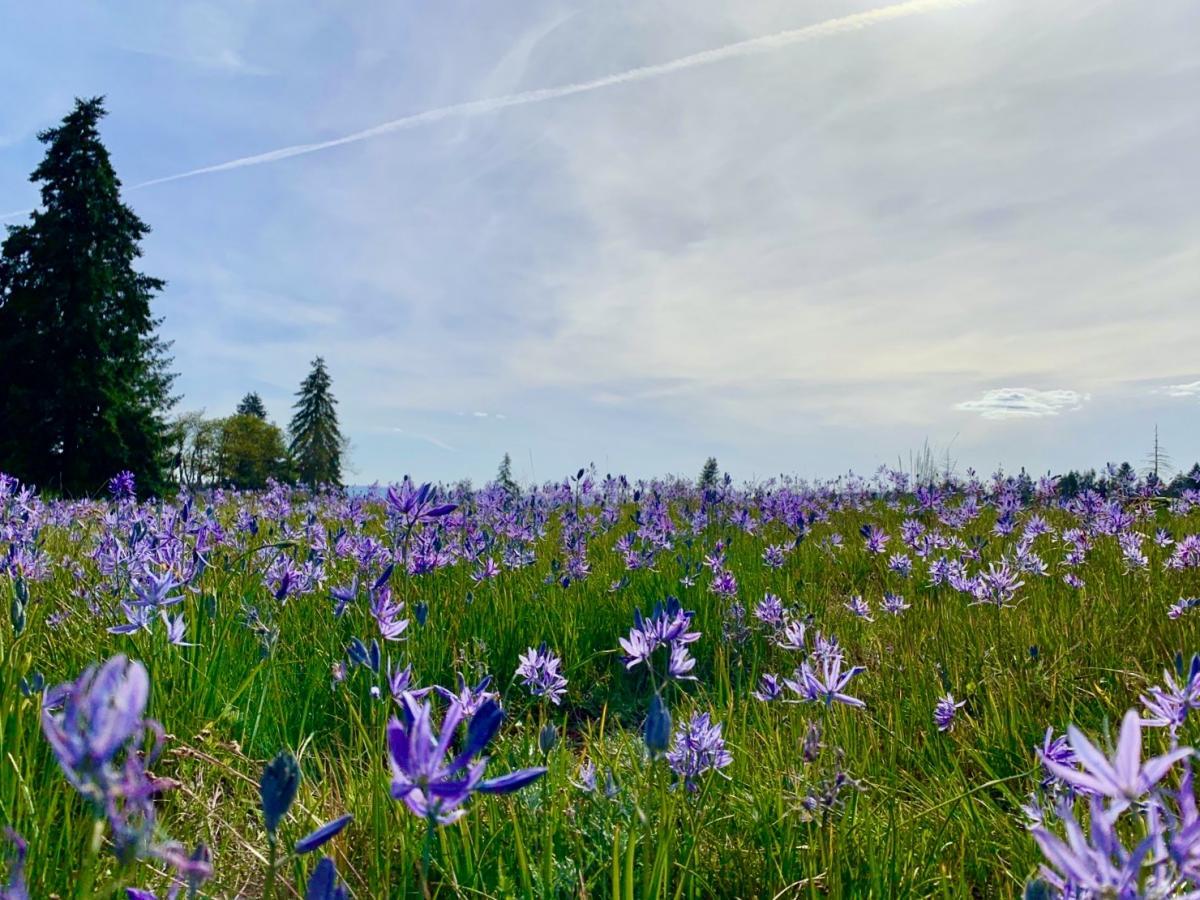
(136, 0, 972, 187)
(1, 0, 973, 216)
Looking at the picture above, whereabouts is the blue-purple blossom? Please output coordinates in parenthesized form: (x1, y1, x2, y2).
(305, 856, 349, 900)
(881, 593, 910, 615)
(386, 695, 545, 825)
(295, 814, 353, 854)
(666, 712, 732, 791)
(1031, 795, 1154, 897)
(434, 674, 498, 717)
(786, 653, 866, 709)
(1, 829, 27, 900)
(844, 595, 873, 621)
(515, 643, 568, 705)
(934, 693, 966, 732)
(1040, 709, 1191, 817)
(618, 598, 701, 682)
(753, 673, 784, 702)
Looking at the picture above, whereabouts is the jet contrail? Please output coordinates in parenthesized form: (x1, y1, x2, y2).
(1, 0, 974, 216)
(136, 0, 973, 187)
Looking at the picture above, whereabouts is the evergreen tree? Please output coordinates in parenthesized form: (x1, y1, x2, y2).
(288, 357, 344, 486)
(497, 452, 518, 495)
(698, 457, 720, 492)
(0, 97, 176, 495)
(236, 392, 268, 420)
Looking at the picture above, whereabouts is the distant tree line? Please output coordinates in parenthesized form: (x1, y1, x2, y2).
(171, 360, 346, 491)
(0, 97, 345, 495)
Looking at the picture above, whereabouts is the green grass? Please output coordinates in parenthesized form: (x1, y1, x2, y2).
(1, 494, 1196, 898)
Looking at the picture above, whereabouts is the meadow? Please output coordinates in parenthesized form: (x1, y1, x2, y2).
(2, 467, 1199, 898)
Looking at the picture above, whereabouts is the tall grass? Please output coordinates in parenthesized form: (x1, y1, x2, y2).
(1, 483, 1196, 897)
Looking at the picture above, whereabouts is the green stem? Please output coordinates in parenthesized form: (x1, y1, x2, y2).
(76, 818, 106, 900)
(263, 833, 278, 900)
(420, 814, 436, 899)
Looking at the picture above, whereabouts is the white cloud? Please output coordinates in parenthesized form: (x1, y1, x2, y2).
(1159, 380, 1200, 398)
(954, 388, 1088, 420)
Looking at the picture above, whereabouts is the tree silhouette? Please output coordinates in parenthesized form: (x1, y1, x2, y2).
(288, 357, 345, 486)
(0, 97, 175, 494)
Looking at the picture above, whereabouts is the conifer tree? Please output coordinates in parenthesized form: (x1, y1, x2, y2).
(698, 457, 721, 492)
(236, 392, 268, 420)
(497, 452, 518, 495)
(0, 97, 176, 495)
(288, 357, 344, 486)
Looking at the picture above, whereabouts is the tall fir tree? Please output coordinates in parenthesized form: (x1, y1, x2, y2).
(236, 392, 268, 420)
(497, 452, 518, 495)
(288, 357, 345, 486)
(0, 97, 175, 495)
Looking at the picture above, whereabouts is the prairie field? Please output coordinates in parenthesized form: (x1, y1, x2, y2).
(2, 470, 1199, 898)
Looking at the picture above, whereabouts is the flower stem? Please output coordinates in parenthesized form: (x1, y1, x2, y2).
(263, 833, 278, 900)
(420, 813, 436, 899)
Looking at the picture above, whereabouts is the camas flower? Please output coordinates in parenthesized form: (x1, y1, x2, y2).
(775, 618, 807, 652)
(41, 655, 159, 801)
(434, 674, 498, 717)
(881, 593, 910, 615)
(786, 653, 866, 708)
(618, 598, 701, 681)
(934, 693, 966, 732)
(1040, 709, 1191, 818)
(666, 712, 732, 791)
(515, 643, 568, 705)
(753, 593, 785, 627)
(387, 695, 545, 825)
(1031, 795, 1154, 897)
(844, 595, 873, 622)
(752, 673, 783, 702)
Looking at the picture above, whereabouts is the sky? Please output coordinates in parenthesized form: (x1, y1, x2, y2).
(1, 0, 1198, 486)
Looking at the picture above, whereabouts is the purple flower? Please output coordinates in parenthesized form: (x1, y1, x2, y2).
(515, 643, 568, 705)
(860, 524, 889, 554)
(329, 579, 357, 617)
(305, 856, 349, 900)
(434, 674, 498, 717)
(130, 571, 183, 611)
(786, 653, 866, 709)
(844, 595, 873, 622)
(295, 814, 353, 854)
(1040, 709, 1191, 817)
(1140, 654, 1200, 741)
(933, 693, 966, 732)
(887, 553, 913, 577)
(370, 587, 409, 642)
(42, 655, 157, 797)
(775, 618, 807, 652)
(881, 592, 910, 615)
(108, 471, 136, 501)
(753, 593, 785, 627)
(618, 598, 701, 682)
(753, 673, 783, 702)
(1, 829, 27, 900)
(666, 712, 732, 791)
(386, 696, 545, 825)
(1031, 796, 1155, 898)
(471, 557, 501, 583)
(160, 611, 195, 647)
(971, 560, 1025, 608)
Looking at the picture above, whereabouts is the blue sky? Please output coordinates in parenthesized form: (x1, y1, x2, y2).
(2, 0, 1198, 485)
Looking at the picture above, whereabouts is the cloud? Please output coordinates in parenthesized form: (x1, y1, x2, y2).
(954, 388, 1089, 420)
(131, 0, 975, 188)
(1159, 380, 1200, 398)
